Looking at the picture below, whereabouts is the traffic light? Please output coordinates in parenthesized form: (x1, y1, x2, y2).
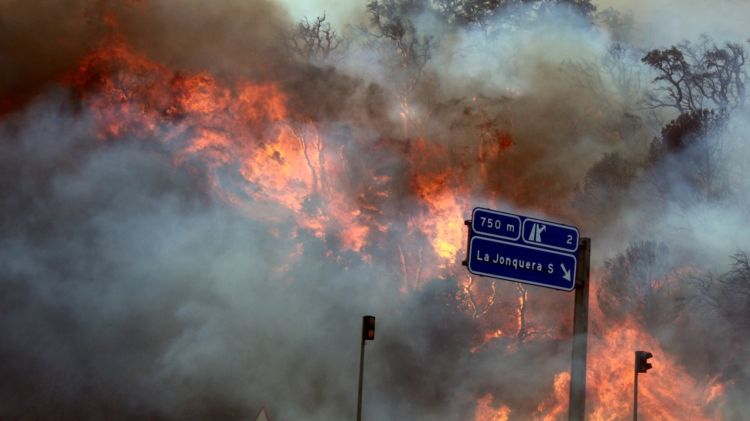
(362, 315, 376, 341)
(635, 350, 653, 373)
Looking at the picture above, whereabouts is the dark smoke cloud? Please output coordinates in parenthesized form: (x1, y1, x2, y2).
(0, 1, 102, 112)
(113, 0, 292, 79)
(0, 0, 293, 107)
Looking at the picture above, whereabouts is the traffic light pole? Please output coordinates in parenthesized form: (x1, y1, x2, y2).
(633, 350, 652, 420)
(356, 336, 365, 421)
(633, 367, 639, 421)
(568, 238, 591, 421)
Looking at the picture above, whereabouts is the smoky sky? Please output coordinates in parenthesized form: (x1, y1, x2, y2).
(1, 0, 750, 419)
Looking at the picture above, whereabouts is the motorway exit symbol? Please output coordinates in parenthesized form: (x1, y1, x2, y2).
(467, 207, 580, 291)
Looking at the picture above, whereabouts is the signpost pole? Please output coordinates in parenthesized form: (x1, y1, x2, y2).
(464, 207, 587, 418)
(568, 238, 591, 421)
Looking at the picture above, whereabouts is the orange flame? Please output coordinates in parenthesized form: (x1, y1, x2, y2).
(474, 393, 512, 421)
(581, 274, 725, 420)
(67, 35, 382, 257)
(586, 318, 724, 421)
(534, 372, 570, 421)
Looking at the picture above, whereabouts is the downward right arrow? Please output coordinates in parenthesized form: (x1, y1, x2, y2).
(560, 263, 571, 281)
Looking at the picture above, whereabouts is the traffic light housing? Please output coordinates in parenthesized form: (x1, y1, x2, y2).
(635, 350, 653, 373)
(362, 315, 376, 341)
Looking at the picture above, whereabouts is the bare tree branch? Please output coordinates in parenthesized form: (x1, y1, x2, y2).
(288, 14, 346, 64)
(642, 38, 749, 113)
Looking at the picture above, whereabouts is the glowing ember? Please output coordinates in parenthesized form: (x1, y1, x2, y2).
(534, 372, 569, 421)
(470, 328, 504, 353)
(474, 393, 512, 421)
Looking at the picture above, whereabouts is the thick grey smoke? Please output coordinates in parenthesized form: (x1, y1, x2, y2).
(0, 94, 378, 419)
(2, 0, 750, 419)
(0, 94, 572, 419)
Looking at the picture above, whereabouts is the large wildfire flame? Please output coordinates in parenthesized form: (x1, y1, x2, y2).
(65, 28, 477, 290)
(2, 6, 735, 419)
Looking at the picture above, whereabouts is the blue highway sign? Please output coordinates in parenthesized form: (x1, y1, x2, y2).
(522, 217, 579, 253)
(465, 207, 580, 291)
(471, 208, 521, 241)
(468, 236, 577, 291)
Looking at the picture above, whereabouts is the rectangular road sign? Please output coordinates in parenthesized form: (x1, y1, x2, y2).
(466, 207, 580, 291)
(468, 236, 577, 291)
(471, 207, 522, 241)
(472, 207, 578, 253)
(522, 217, 579, 253)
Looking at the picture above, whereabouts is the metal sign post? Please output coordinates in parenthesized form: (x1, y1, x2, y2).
(463, 207, 590, 421)
(568, 238, 591, 421)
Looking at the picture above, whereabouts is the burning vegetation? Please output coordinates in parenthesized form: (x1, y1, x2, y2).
(1, 0, 749, 419)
